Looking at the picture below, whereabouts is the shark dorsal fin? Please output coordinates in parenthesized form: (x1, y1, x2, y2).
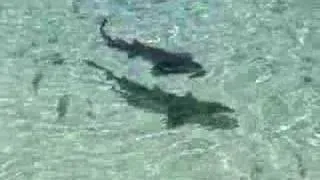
(132, 39, 143, 46)
(152, 86, 162, 92)
(185, 92, 193, 97)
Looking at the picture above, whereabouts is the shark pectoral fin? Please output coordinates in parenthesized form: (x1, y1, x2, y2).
(166, 103, 192, 128)
(166, 108, 185, 128)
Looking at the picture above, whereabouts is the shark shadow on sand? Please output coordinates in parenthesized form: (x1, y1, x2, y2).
(84, 60, 238, 130)
(99, 18, 206, 79)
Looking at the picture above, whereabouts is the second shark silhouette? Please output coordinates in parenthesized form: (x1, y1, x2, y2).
(99, 18, 206, 78)
(84, 60, 238, 130)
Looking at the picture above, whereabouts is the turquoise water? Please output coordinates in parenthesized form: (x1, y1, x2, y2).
(0, 0, 319, 179)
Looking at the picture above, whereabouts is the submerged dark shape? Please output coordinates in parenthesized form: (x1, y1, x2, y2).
(56, 94, 70, 120)
(84, 60, 238, 130)
(99, 18, 206, 78)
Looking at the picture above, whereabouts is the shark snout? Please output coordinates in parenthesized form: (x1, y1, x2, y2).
(190, 62, 202, 70)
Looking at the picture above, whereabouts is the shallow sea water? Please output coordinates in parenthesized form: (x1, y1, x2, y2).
(0, 0, 319, 179)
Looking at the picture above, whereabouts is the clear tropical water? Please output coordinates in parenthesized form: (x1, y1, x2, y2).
(0, 0, 319, 179)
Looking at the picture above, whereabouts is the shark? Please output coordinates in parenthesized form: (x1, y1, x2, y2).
(99, 18, 206, 78)
(84, 60, 238, 130)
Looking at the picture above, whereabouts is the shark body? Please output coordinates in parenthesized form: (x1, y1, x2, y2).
(99, 18, 206, 78)
(84, 60, 237, 129)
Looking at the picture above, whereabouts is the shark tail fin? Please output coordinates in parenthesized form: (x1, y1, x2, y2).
(99, 18, 113, 43)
